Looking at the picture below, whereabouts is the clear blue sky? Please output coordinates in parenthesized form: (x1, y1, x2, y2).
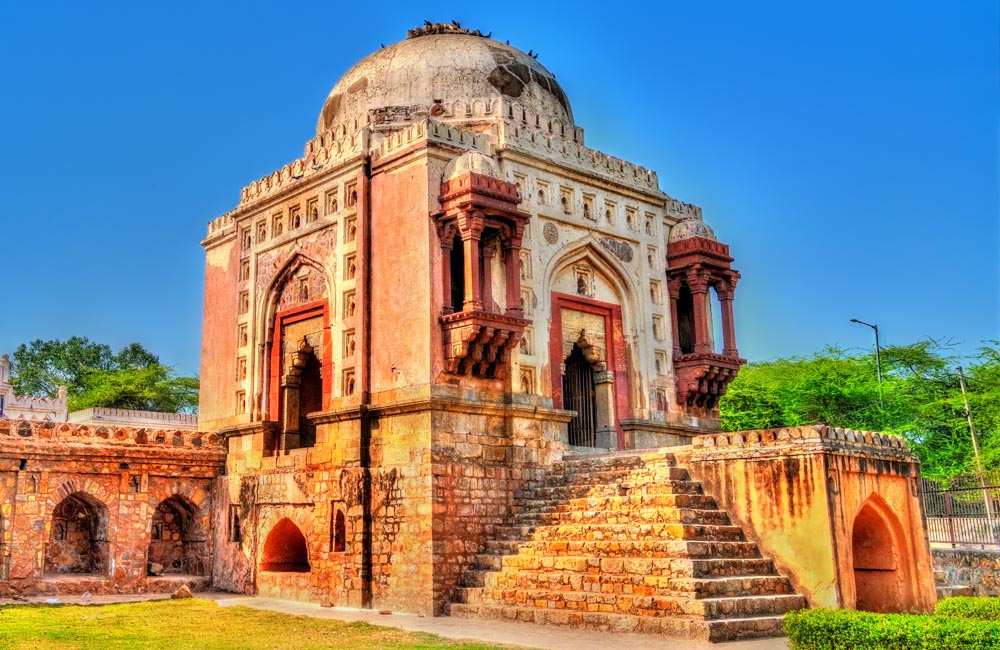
(1, 1, 996, 377)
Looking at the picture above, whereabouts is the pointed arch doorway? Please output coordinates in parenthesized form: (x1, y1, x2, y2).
(563, 343, 597, 447)
(550, 293, 630, 449)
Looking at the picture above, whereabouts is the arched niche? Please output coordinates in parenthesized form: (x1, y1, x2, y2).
(852, 498, 908, 612)
(261, 518, 310, 573)
(148, 495, 208, 576)
(45, 492, 109, 575)
(260, 254, 332, 453)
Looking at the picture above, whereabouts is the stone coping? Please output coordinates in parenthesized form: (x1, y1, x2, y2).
(693, 425, 909, 451)
(0, 418, 223, 451)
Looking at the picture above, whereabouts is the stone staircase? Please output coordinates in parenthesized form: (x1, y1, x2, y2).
(449, 450, 806, 642)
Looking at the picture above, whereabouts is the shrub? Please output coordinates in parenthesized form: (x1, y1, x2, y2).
(935, 596, 1000, 621)
(784, 608, 1000, 650)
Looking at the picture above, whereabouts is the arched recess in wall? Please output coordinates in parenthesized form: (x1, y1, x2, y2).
(851, 495, 911, 613)
(147, 495, 208, 576)
(258, 253, 333, 452)
(542, 236, 639, 449)
(261, 518, 310, 573)
(45, 492, 109, 575)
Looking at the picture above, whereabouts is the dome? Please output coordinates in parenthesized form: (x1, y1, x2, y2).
(668, 216, 717, 243)
(443, 151, 501, 182)
(317, 29, 573, 135)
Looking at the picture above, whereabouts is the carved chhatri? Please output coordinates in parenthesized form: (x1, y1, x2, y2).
(433, 158, 530, 378)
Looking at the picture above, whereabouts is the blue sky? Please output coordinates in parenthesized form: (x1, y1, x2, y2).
(1, 1, 996, 377)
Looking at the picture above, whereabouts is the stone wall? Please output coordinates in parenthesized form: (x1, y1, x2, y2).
(680, 425, 937, 613)
(933, 548, 1000, 597)
(0, 418, 224, 595)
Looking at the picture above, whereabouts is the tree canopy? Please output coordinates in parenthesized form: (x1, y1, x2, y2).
(10, 338, 198, 414)
(719, 340, 999, 480)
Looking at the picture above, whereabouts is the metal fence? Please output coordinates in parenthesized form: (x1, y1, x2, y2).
(923, 470, 1000, 548)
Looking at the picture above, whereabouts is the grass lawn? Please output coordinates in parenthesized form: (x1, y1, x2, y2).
(0, 599, 521, 650)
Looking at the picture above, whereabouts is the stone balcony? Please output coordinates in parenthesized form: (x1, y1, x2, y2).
(440, 310, 528, 379)
(673, 352, 745, 412)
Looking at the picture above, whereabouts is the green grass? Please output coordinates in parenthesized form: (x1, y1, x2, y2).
(0, 599, 521, 650)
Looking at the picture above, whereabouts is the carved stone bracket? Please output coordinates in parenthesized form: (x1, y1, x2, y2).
(673, 352, 745, 415)
(440, 310, 528, 378)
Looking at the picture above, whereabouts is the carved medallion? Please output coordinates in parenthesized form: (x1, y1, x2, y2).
(542, 223, 559, 245)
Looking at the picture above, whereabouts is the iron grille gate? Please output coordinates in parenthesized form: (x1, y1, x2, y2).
(563, 345, 597, 447)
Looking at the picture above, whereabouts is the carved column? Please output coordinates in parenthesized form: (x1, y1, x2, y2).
(666, 278, 682, 357)
(719, 280, 739, 357)
(482, 239, 495, 314)
(438, 223, 456, 314)
(458, 210, 484, 312)
(502, 225, 524, 317)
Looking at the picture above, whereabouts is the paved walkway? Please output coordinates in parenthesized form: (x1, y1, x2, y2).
(0, 591, 790, 650)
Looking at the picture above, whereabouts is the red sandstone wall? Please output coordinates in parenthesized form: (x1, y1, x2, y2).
(368, 156, 433, 393)
(0, 420, 223, 595)
(200, 231, 240, 428)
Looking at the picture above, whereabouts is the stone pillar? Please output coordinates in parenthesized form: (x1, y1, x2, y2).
(593, 369, 616, 449)
(503, 245, 522, 317)
(688, 274, 711, 354)
(458, 211, 484, 312)
(482, 240, 495, 314)
(440, 233, 454, 314)
(280, 376, 301, 451)
(719, 284, 738, 357)
(666, 278, 682, 357)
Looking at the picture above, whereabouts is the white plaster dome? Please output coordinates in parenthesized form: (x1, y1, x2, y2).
(317, 31, 573, 135)
(668, 216, 717, 243)
(443, 151, 501, 182)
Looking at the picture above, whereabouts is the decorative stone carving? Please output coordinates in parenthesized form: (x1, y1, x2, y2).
(542, 223, 558, 244)
(598, 236, 633, 263)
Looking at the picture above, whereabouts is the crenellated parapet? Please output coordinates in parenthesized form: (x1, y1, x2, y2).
(496, 101, 660, 193)
(0, 418, 224, 451)
(373, 119, 494, 162)
(665, 198, 702, 221)
(693, 425, 913, 460)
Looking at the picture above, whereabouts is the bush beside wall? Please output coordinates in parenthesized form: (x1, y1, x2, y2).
(785, 602, 1000, 650)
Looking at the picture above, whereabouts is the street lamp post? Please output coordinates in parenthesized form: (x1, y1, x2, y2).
(850, 318, 884, 410)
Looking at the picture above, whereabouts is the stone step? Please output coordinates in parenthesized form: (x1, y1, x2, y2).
(483, 570, 793, 599)
(525, 522, 747, 542)
(542, 466, 690, 487)
(459, 569, 487, 587)
(533, 492, 720, 512)
(509, 538, 764, 559)
(452, 586, 484, 605)
(494, 554, 776, 578)
(553, 452, 676, 473)
(449, 603, 788, 641)
(517, 507, 731, 527)
(528, 479, 705, 501)
(476, 585, 803, 620)
(689, 593, 806, 619)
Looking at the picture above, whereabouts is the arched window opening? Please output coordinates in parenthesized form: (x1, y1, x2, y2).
(449, 235, 465, 311)
(331, 509, 346, 553)
(261, 518, 310, 573)
(147, 496, 208, 576)
(45, 493, 108, 575)
(677, 285, 695, 354)
(563, 343, 597, 447)
(852, 503, 903, 612)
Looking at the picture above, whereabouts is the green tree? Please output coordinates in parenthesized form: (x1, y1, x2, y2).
(71, 365, 199, 413)
(720, 341, 999, 480)
(10, 338, 197, 413)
